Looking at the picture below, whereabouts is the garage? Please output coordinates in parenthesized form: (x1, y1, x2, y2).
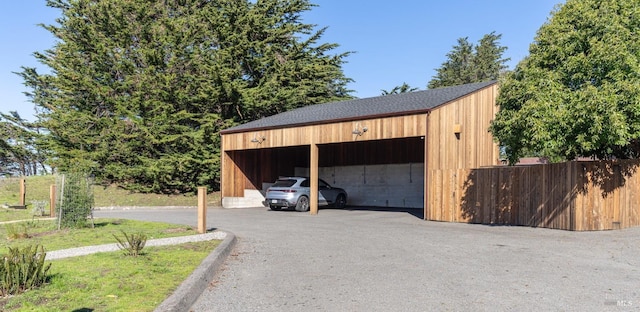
(220, 80, 500, 219)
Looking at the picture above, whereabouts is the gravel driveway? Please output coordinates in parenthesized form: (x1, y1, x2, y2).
(94, 207, 640, 311)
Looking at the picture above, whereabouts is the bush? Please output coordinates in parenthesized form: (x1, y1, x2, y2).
(58, 172, 94, 229)
(113, 231, 147, 257)
(0, 245, 51, 296)
(5, 223, 29, 240)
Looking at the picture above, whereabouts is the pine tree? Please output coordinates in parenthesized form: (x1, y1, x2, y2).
(381, 82, 418, 95)
(428, 32, 509, 89)
(474, 32, 509, 82)
(20, 0, 352, 193)
(0, 112, 47, 176)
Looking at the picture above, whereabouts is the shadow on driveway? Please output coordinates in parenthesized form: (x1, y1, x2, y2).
(338, 206, 424, 219)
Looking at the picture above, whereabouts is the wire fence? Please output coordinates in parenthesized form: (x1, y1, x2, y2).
(55, 173, 95, 229)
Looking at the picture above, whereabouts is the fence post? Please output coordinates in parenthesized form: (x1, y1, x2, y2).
(19, 178, 26, 207)
(50, 184, 56, 217)
(197, 187, 207, 234)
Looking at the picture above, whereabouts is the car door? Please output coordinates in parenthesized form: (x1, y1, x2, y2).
(317, 179, 335, 205)
(303, 178, 329, 205)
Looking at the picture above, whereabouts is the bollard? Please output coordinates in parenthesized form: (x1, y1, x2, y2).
(197, 187, 207, 234)
(19, 178, 26, 207)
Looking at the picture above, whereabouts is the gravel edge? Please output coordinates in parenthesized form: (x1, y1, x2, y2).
(154, 230, 237, 312)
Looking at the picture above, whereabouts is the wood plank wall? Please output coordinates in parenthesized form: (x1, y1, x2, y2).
(573, 160, 640, 230)
(424, 84, 500, 221)
(426, 84, 500, 171)
(222, 146, 309, 197)
(427, 160, 640, 231)
(320, 138, 424, 167)
(222, 114, 428, 151)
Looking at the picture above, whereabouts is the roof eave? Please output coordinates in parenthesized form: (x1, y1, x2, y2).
(220, 81, 497, 135)
(219, 108, 432, 135)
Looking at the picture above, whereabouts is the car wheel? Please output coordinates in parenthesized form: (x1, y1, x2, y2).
(269, 205, 281, 211)
(334, 194, 347, 209)
(295, 196, 310, 212)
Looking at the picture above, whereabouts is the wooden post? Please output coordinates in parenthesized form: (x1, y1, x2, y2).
(423, 113, 430, 221)
(19, 178, 26, 207)
(49, 184, 56, 217)
(310, 143, 319, 215)
(197, 187, 207, 234)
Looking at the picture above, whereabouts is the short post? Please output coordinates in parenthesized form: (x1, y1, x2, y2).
(197, 187, 207, 234)
(19, 178, 26, 207)
(49, 184, 56, 217)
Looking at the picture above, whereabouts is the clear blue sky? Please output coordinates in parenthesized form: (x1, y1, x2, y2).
(0, 0, 563, 121)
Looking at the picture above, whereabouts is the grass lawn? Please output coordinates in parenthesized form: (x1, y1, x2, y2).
(0, 175, 221, 210)
(1, 218, 198, 254)
(0, 207, 33, 222)
(0, 219, 222, 311)
(1, 241, 220, 311)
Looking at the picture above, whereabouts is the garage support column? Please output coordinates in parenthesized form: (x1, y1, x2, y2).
(310, 142, 319, 215)
(424, 111, 430, 221)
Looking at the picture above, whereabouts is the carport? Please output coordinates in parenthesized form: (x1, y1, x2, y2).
(219, 81, 500, 218)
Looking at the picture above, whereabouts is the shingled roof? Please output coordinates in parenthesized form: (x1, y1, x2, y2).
(221, 80, 497, 134)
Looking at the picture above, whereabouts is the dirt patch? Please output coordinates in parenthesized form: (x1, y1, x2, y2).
(161, 227, 191, 234)
(29, 229, 70, 238)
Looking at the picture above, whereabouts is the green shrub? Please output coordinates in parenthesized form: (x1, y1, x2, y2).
(0, 245, 51, 296)
(113, 231, 147, 257)
(5, 223, 29, 240)
(58, 171, 94, 229)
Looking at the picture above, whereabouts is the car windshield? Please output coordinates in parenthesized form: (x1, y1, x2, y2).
(272, 179, 297, 187)
(319, 179, 329, 188)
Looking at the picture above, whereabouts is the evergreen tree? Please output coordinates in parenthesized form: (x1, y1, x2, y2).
(20, 0, 352, 193)
(490, 0, 640, 164)
(0, 112, 47, 176)
(381, 82, 418, 95)
(428, 32, 509, 89)
(474, 32, 510, 82)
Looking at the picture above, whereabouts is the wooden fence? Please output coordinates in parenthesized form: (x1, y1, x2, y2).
(427, 160, 640, 231)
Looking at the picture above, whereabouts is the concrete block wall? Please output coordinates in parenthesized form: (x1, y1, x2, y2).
(221, 189, 265, 208)
(295, 163, 424, 209)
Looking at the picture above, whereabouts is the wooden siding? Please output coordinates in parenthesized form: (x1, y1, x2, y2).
(221, 147, 308, 197)
(222, 114, 428, 151)
(221, 84, 501, 213)
(427, 160, 640, 231)
(320, 138, 424, 167)
(426, 84, 499, 171)
(424, 84, 500, 219)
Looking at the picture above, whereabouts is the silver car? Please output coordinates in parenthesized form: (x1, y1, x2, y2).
(264, 177, 348, 212)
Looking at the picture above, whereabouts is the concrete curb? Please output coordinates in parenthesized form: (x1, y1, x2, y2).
(154, 230, 237, 312)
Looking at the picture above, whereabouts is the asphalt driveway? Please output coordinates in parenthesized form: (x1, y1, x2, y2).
(94, 207, 640, 311)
